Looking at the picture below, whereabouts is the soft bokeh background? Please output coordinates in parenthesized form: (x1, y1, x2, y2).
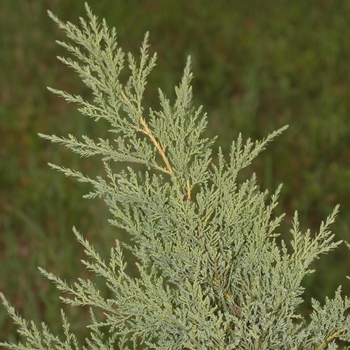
(1, 0, 350, 342)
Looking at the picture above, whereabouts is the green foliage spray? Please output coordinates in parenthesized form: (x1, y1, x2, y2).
(1, 3, 350, 349)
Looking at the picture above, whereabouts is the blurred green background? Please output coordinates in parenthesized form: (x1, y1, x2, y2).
(1, 0, 350, 342)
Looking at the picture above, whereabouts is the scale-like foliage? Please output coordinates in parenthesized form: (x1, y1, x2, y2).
(1, 3, 350, 349)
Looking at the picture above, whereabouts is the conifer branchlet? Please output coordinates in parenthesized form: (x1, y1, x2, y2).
(1, 3, 350, 349)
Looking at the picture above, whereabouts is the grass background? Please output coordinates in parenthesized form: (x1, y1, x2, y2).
(1, 0, 350, 342)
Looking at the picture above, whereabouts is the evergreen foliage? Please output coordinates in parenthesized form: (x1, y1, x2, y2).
(1, 3, 350, 349)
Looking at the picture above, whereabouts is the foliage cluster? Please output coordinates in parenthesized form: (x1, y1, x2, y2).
(2, 0, 350, 343)
(2, 4, 350, 349)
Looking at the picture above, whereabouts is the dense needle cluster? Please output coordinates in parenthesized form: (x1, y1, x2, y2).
(1, 3, 350, 349)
